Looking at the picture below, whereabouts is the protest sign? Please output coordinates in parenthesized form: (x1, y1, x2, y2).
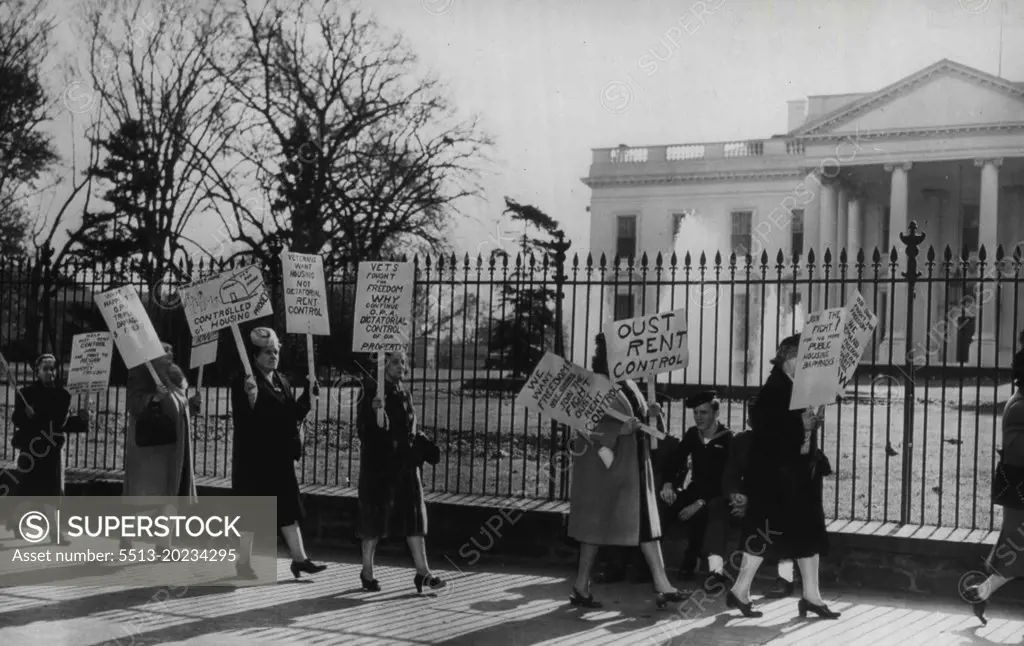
(190, 331, 218, 369)
(515, 352, 664, 439)
(95, 286, 166, 369)
(604, 309, 688, 381)
(179, 265, 273, 379)
(179, 265, 273, 338)
(790, 307, 846, 410)
(281, 250, 330, 335)
(281, 250, 329, 395)
(835, 291, 879, 395)
(66, 332, 114, 395)
(353, 261, 415, 426)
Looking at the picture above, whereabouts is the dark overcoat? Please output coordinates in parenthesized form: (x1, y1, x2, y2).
(742, 364, 828, 559)
(567, 380, 661, 546)
(356, 379, 428, 539)
(10, 381, 87, 497)
(231, 370, 311, 527)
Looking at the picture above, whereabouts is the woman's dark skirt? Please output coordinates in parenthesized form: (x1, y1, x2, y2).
(356, 467, 427, 540)
(741, 459, 828, 560)
(14, 449, 63, 497)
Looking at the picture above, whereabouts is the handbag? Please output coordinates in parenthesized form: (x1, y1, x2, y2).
(992, 449, 1024, 509)
(412, 434, 441, 467)
(135, 399, 177, 447)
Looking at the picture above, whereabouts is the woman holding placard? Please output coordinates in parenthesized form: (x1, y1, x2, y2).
(566, 333, 683, 610)
(726, 334, 839, 620)
(230, 327, 325, 580)
(356, 349, 445, 594)
(8, 354, 90, 542)
(122, 343, 200, 549)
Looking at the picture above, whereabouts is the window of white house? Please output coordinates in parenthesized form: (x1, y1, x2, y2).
(731, 211, 753, 256)
(791, 209, 804, 257)
(614, 292, 635, 320)
(962, 204, 980, 255)
(616, 215, 637, 260)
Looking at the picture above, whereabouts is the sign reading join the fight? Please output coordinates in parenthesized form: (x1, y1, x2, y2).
(281, 250, 330, 335)
(179, 265, 273, 337)
(604, 308, 689, 381)
(790, 307, 846, 410)
(94, 286, 166, 369)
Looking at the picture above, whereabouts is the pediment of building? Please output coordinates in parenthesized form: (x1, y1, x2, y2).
(792, 60, 1024, 137)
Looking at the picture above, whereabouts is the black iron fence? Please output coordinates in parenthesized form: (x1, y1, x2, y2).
(0, 222, 1021, 532)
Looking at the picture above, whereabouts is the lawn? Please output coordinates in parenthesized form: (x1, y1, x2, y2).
(0, 379, 1007, 533)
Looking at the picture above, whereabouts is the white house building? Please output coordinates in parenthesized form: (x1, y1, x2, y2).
(583, 59, 1024, 383)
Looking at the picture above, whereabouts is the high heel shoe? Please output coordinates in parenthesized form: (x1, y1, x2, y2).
(360, 573, 381, 591)
(798, 598, 841, 619)
(290, 559, 327, 579)
(414, 572, 446, 594)
(654, 589, 686, 609)
(569, 586, 602, 608)
(726, 590, 764, 618)
(963, 586, 988, 625)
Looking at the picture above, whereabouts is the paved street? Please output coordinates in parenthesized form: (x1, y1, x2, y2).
(0, 543, 1022, 645)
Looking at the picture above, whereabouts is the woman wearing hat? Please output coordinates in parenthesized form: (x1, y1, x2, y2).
(357, 349, 446, 595)
(8, 353, 90, 542)
(122, 342, 201, 549)
(726, 334, 839, 620)
(230, 327, 324, 580)
(566, 333, 684, 609)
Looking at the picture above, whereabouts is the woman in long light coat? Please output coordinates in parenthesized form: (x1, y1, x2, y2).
(122, 342, 200, 549)
(567, 334, 683, 609)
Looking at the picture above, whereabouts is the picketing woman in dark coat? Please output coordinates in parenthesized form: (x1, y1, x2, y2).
(727, 334, 840, 619)
(963, 344, 1024, 624)
(8, 354, 90, 543)
(566, 333, 683, 609)
(231, 327, 325, 580)
(357, 349, 446, 595)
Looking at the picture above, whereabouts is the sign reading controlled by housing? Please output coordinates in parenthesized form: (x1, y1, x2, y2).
(604, 308, 688, 380)
(351, 261, 414, 354)
(66, 332, 114, 394)
(281, 250, 330, 335)
(179, 266, 273, 337)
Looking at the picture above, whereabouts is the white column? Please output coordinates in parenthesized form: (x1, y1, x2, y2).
(971, 157, 1002, 365)
(879, 162, 913, 363)
(817, 180, 838, 309)
(848, 196, 862, 257)
(837, 186, 849, 256)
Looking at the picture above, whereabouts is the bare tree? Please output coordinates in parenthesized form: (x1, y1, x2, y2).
(0, 0, 60, 255)
(64, 0, 241, 285)
(205, 0, 492, 273)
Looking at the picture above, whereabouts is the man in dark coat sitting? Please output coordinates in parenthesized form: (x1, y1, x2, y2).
(659, 390, 733, 581)
(723, 398, 797, 597)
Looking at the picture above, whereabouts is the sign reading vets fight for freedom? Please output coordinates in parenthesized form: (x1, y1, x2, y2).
(790, 307, 846, 410)
(179, 266, 273, 337)
(515, 352, 665, 439)
(604, 309, 688, 380)
(835, 291, 878, 394)
(190, 330, 219, 369)
(95, 286, 166, 369)
(352, 261, 414, 353)
(66, 332, 114, 394)
(281, 250, 330, 335)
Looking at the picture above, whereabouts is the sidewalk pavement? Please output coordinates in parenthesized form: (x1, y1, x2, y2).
(0, 544, 1022, 646)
